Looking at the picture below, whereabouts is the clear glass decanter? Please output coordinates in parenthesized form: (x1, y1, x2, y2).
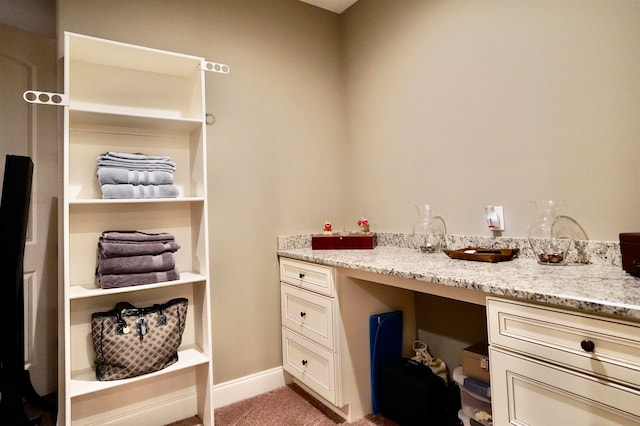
(527, 200, 572, 265)
(412, 204, 446, 253)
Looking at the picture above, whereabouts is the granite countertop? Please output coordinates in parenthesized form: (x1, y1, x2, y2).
(277, 244, 640, 321)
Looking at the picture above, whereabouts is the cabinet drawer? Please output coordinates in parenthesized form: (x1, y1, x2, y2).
(281, 284, 335, 350)
(490, 347, 640, 425)
(280, 258, 335, 297)
(282, 327, 337, 404)
(487, 297, 640, 389)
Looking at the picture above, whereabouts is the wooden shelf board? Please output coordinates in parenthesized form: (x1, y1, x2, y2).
(69, 107, 202, 131)
(68, 347, 209, 398)
(68, 272, 207, 300)
(68, 197, 206, 206)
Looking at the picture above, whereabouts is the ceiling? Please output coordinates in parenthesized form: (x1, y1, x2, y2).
(299, 0, 358, 14)
(0, 0, 56, 37)
(0, 0, 357, 37)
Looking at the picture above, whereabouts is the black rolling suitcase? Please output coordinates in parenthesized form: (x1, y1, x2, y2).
(378, 357, 448, 425)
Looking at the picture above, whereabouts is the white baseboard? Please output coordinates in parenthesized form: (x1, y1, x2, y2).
(68, 368, 288, 424)
(213, 366, 289, 409)
(74, 387, 197, 426)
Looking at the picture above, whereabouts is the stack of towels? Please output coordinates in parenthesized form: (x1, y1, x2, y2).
(96, 231, 180, 289)
(97, 152, 179, 199)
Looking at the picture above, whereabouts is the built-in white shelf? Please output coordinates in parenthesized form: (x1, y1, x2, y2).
(68, 272, 207, 300)
(57, 31, 225, 425)
(69, 347, 209, 398)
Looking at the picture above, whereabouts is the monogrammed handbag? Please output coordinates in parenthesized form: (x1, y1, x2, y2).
(91, 297, 188, 381)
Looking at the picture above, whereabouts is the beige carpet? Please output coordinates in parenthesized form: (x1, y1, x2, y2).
(214, 383, 397, 426)
(165, 383, 397, 426)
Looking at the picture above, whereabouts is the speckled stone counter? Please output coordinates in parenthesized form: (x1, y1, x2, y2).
(277, 234, 640, 321)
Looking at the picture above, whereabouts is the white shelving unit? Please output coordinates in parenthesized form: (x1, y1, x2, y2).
(36, 32, 229, 425)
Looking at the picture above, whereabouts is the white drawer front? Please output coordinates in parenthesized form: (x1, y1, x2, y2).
(281, 284, 335, 350)
(490, 347, 640, 425)
(487, 297, 640, 389)
(280, 258, 334, 297)
(282, 327, 336, 404)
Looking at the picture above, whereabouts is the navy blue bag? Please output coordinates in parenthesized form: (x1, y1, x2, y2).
(378, 357, 448, 425)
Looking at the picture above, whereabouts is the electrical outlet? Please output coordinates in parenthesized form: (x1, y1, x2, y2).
(484, 206, 504, 231)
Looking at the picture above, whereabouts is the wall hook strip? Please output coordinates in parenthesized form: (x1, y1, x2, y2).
(201, 60, 230, 74)
(23, 90, 69, 106)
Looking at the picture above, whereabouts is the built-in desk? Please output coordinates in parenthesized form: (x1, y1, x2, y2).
(277, 245, 640, 320)
(278, 244, 640, 424)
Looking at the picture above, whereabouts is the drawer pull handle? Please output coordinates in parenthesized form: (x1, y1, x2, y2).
(581, 339, 595, 353)
(299, 273, 305, 279)
(301, 359, 308, 366)
(300, 312, 306, 318)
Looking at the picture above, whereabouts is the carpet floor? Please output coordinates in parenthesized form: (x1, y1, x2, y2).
(165, 383, 398, 426)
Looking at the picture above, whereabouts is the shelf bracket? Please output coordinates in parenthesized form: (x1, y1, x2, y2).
(23, 90, 69, 106)
(201, 60, 230, 74)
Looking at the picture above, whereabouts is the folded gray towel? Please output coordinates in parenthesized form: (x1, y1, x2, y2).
(97, 167, 174, 186)
(98, 240, 180, 258)
(100, 152, 172, 162)
(101, 231, 175, 243)
(97, 252, 176, 275)
(97, 152, 176, 171)
(98, 268, 180, 289)
(96, 160, 176, 172)
(101, 184, 179, 199)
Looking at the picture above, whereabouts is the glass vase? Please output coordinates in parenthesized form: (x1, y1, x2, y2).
(527, 200, 571, 265)
(412, 204, 446, 253)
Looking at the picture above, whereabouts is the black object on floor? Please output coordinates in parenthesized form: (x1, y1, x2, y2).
(0, 155, 56, 424)
(378, 358, 448, 426)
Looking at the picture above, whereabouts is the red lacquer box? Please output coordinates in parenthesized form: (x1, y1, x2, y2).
(620, 232, 640, 277)
(311, 233, 377, 250)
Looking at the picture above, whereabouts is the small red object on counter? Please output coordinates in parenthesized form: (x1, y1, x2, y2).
(312, 233, 377, 250)
(620, 233, 640, 277)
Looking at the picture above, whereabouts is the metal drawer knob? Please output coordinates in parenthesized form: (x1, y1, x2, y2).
(301, 359, 308, 366)
(580, 339, 595, 353)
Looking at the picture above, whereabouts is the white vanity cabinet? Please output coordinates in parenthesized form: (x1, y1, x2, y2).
(487, 297, 640, 425)
(280, 258, 343, 406)
(48, 32, 228, 425)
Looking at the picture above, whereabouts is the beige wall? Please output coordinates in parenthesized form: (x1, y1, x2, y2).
(57, 0, 348, 383)
(344, 0, 640, 375)
(56, 0, 640, 386)
(343, 0, 640, 240)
